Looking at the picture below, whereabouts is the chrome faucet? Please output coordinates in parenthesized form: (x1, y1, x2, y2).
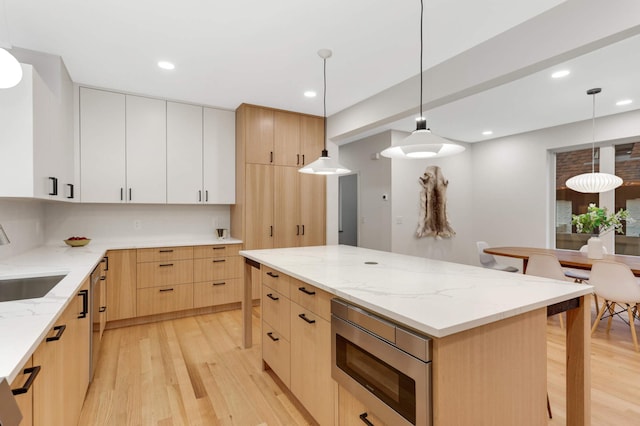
(0, 224, 10, 245)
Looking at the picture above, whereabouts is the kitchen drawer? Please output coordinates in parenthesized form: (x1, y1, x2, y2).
(193, 244, 241, 259)
(262, 284, 291, 341)
(137, 246, 193, 263)
(337, 385, 388, 426)
(262, 325, 291, 388)
(10, 357, 34, 426)
(136, 283, 194, 316)
(193, 256, 242, 282)
(193, 278, 242, 308)
(137, 259, 194, 288)
(262, 266, 290, 297)
(290, 278, 332, 321)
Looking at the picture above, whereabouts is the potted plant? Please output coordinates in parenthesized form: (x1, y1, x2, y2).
(571, 203, 630, 258)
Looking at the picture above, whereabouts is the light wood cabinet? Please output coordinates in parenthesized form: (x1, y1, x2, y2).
(260, 267, 334, 425)
(0, 63, 74, 200)
(137, 283, 194, 317)
(136, 259, 194, 288)
(106, 249, 137, 321)
(32, 325, 64, 426)
(337, 385, 387, 426)
(10, 358, 34, 426)
(233, 104, 326, 251)
(137, 246, 194, 263)
(193, 244, 243, 308)
(193, 278, 242, 308)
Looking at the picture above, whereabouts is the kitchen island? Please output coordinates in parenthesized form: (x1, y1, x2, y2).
(240, 245, 593, 425)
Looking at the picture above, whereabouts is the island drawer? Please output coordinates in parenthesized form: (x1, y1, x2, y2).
(193, 257, 242, 282)
(290, 278, 332, 321)
(262, 266, 290, 297)
(262, 285, 291, 340)
(262, 325, 291, 388)
(137, 246, 193, 263)
(136, 283, 194, 316)
(193, 244, 241, 259)
(193, 278, 242, 308)
(137, 259, 194, 288)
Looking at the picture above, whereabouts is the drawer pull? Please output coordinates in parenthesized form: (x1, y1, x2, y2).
(266, 272, 279, 278)
(46, 324, 66, 342)
(159, 288, 174, 292)
(159, 249, 174, 253)
(266, 332, 279, 342)
(213, 259, 226, 263)
(11, 365, 41, 395)
(266, 293, 279, 301)
(212, 247, 225, 250)
(298, 287, 316, 296)
(99, 306, 107, 312)
(212, 282, 226, 286)
(359, 412, 374, 426)
(159, 263, 174, 267)
(298, 313, 316, 324)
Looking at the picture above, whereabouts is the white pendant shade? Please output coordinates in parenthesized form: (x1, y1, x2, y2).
(0, 48, 23, 89)
(565, 172, 623, 193)
(299, 151, 351, 175)
(380, 128, 465, 159)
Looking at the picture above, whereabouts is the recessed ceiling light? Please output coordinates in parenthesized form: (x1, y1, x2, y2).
(551, 70, 570, 79)
(157, 61, 175, 70)
(304, 91, 317, 98)
(616, 99, 633, 106)
(482, 130, 493, 136)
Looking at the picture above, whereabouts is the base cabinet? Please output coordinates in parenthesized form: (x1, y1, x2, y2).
(10, 358, 35, 426)
(106, 249, 137, 321)
(337, 385, 387, 426)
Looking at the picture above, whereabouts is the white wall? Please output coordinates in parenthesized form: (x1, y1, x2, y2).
(43, 203, 231, 244)
(339, 131, 392, 251)
(0, 199, 46, 259)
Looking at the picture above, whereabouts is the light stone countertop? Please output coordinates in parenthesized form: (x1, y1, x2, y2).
(0, 237, 242, 384)
(240, 245, 594, 338)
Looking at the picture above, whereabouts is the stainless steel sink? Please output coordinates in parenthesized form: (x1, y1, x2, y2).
(0, 275, 67, 302)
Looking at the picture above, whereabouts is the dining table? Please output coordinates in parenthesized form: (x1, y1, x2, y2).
(484, 246, 640, 276)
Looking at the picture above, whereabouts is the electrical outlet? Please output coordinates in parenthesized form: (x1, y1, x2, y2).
(134, 220, 142, 230)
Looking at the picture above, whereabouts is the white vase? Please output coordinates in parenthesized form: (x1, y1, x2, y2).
(587, 236, 604, 259)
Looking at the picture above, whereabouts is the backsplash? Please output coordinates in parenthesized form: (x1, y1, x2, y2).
(0, 199, 46, 259)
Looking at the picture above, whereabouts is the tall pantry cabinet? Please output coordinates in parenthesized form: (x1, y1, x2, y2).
(231, 104, 326, 251)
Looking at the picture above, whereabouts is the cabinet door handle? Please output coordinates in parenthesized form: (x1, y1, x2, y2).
(266, 272, 279, 278)
(213, 259, 226, 263)
(99, 306, 107, 312)
(298, 313, 316, 324)
(103, 256, 109, 271)
(266, 293, 279, 301)
(11, 365, 41, 395)
(100, 276, 106, 281)
(48, 177, 58, 196)
(359, 412, 375, 426)
(120, 188, 124, 201)
(212, 281, 226, 286)
(269, 225, 273, 237)
(266, 331, 279, 342)
(301, 225, 305, 235)
(270, 151, 273, 163)
(128, 188, 132, 201)
(66, 183, 74, 199)
(159, 288, 174, 292)
(296, 154, 300, 165)
(302, 154, 305, 165)
(159, 263, 174, 267)
(198, 190, 202, 202)
(298, 287, 316, 296)
(205, 190, 209, 202)
(159, 249, 174, 253)
(46, 324, 66, 342)
(212, 247, 225, 250)
(296, 225, 300, 235)
(78, 289, 89, 318)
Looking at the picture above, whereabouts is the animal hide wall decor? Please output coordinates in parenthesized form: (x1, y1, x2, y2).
(416, 165, 455, 239)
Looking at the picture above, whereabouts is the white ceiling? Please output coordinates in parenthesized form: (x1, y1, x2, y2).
(4, 0, 638, 144)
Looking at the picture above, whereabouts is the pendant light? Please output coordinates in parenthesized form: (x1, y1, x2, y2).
(299, 49, 351, 175)
(380, 0, 464, 159)
(565, 88, 623, 193)
(0, 0, 22, 88)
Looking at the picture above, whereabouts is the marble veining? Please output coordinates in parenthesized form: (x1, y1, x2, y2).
(0, 237, 242, 384)
(241, 245, 593, 338)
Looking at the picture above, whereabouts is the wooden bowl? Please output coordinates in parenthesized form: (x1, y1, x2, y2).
(64, 238, 91, 247)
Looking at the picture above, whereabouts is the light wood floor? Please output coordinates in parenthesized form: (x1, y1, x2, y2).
(79, 306, 640, 425)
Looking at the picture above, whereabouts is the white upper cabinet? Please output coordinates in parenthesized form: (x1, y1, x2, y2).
(204, 107, 235, 204)
(125, 95, 167, 203)
(167, 102, 203, 204)
(0, 63, 74, 200)
(79, 87, 126, 202)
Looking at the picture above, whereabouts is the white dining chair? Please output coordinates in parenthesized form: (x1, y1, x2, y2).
(476, 241, 519, 272)
(589, 261, 640, 352)
(525, 253, 577, 328)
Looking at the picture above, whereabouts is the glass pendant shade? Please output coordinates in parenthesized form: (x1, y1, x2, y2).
(565, 172, 623, 193)
(0, 48, 22, 89)
(299, 149, 350, 175)
(380, 119, 465, 159)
